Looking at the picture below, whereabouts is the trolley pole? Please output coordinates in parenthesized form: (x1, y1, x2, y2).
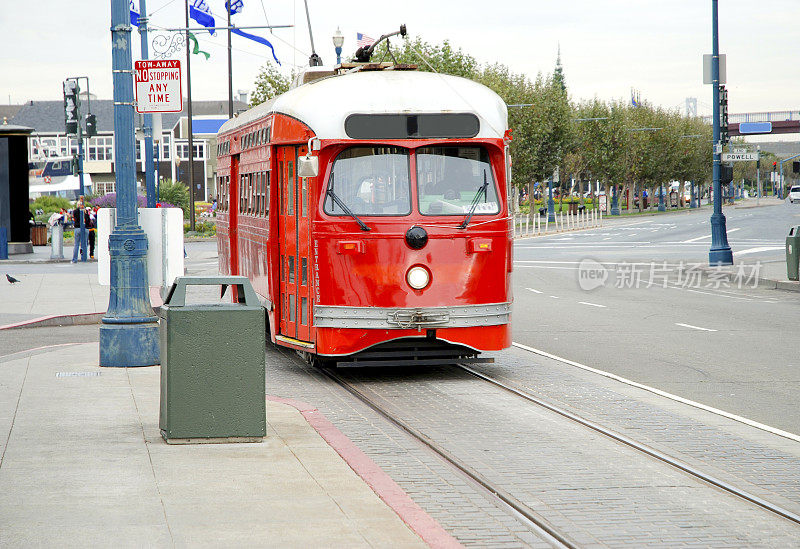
(99, 0, 160, 367)
(708, 0, 733, 266)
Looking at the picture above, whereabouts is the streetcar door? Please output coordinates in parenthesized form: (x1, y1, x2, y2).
(277, 145, 311, 342)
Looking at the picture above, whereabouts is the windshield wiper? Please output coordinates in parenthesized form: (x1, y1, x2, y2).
(458, 170, 489, 229)
(326, 188, 371, 231)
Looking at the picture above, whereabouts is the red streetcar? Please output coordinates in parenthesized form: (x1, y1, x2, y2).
(216, 65, 513, 366)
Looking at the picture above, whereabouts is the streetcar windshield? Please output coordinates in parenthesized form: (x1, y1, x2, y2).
(324, 146, 411, 216)
(416, 146, 500, 216)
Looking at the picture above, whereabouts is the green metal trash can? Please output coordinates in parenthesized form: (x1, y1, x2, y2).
(787, 227, 800, 281)
(159, 276, 266, 444)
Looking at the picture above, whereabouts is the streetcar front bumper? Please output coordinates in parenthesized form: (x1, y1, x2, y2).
(313, 302, 511, 331)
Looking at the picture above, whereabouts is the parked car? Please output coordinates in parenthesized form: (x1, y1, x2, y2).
(789, 186, 800, 204)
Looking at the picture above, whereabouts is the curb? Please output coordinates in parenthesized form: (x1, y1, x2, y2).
(0, 312, 105, 331)
(0, 289, 163, 331)
(0, 258, 89, 264)
(267, 396, 462, 549)
(689, 264, 800, 293)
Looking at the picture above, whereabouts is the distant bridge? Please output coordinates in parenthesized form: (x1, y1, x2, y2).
(701, 110, 800, 136)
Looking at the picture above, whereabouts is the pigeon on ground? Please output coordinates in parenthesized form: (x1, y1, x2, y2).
(6, 274, 20, 284)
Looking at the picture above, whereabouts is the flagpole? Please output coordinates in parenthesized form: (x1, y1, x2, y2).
(184, 0, 195, 230)
(227, 3, 233, 118)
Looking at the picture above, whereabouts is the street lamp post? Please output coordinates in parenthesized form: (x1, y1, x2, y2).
(99, 0, 160, 367)
(658, 183, 666, 211)
(690, 179, 697, 208)
(332, 27, 344, 65)
(610, 184, 620, 215)
(547, 170, 556, 223)
(708, 0, 733, 265)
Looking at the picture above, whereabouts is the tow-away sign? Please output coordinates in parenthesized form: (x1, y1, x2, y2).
(135, 60, 182, 113)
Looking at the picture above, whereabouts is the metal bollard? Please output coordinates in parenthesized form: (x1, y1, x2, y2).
(50, 224, 64, 259)
(0, 226, 7, 260)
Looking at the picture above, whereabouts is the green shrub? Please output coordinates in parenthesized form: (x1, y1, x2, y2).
(155, 179, 190, 218)
(30, 196, 71, 216)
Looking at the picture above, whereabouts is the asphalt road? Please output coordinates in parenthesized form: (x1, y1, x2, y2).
(512, 199, 800, 434)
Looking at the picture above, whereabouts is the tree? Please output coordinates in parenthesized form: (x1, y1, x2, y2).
(250, 63, 291, 106)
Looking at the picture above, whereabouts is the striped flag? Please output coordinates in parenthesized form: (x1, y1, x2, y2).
(356, 33, 375, 48)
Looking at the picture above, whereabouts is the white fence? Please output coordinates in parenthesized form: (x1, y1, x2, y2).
(514, 208, 602, 238)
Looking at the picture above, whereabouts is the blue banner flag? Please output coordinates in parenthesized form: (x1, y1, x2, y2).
(232, 28, 280, 65)
(189, 0, 216, 34)
(130, 0, 140, 26)
(226, 0, 244, 15)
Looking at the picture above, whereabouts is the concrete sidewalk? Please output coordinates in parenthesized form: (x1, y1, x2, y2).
(0, 342, 452, 547)
(0, 255, 455, 547)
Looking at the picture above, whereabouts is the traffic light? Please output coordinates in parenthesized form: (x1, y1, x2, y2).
(719, 85, 729, 145)
(720, 164, 733, 184)
(63, 80, 80, 135)
(85, 113, 97, 137)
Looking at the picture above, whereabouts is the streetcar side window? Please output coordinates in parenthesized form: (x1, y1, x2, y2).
(263, 171, 270, 216)
(416, 146, 500, 216)
(288, 162, 294, 215)
(324, 146, 411, 216)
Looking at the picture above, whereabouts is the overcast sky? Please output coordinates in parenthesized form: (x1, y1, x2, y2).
(2, 0, 798, 117)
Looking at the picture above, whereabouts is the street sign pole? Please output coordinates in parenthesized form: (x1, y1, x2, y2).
(138, 0, 156, 208)
(708, 0, 733, 266)
(100, 0, 160, 368)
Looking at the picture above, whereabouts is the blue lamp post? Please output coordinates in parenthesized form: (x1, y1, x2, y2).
(99, 0, 160, 367)
(547, 171, 556, 223)
(332, 27, 344, 65)
(708, 0, 733, 265)
(690, 180, 697, 208)
(658, 183, 666, 211)
(610, 184, 620, 215)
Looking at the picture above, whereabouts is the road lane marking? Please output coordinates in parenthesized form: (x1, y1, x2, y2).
(511, 342, 800, 443)
(549, 295, 560, 299)
(525, 288, 542, 294)
(682, 227, 740, 243)
(675, 322, 717, 332)
(578, 301, 607, 308)
(665, 284, 752, 301)
(733, 246, 784, 256)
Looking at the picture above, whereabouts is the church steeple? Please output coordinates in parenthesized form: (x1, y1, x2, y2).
(553, 43, 566, 92)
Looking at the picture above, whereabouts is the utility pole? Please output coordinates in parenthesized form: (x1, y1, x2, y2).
(708, 0, 733, 266)
(138, 0, 156, 207)
(184, 0, 196, 230)
(227, 2, 233, 118)
(99, 0, 160, 367)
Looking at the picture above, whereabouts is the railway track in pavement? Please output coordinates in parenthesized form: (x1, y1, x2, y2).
(319, 359, 800, 547)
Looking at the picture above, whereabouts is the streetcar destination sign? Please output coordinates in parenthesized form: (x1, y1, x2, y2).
(135, 60, 182, 113)
(721, 152, 759, 162)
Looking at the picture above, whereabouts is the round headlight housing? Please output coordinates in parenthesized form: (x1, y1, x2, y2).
(406, 265, 431, 290)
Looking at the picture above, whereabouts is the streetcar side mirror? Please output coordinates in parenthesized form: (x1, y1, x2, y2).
(298, 155, 319, 178)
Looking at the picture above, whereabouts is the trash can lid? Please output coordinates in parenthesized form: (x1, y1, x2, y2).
(164, 276, 261, 308)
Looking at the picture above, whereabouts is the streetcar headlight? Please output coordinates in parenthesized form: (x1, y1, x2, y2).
(406, 265, 431, 290)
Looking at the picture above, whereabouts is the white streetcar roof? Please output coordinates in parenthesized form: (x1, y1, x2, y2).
(219, 70, 508, 140)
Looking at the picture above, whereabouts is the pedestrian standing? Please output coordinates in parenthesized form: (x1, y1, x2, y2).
(85, 207, 96, 259)
(71, 197, 85, 263)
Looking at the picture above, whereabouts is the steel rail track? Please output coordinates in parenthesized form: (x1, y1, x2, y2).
(319, 366, 576, 549)
(456, 364, 800, 527)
